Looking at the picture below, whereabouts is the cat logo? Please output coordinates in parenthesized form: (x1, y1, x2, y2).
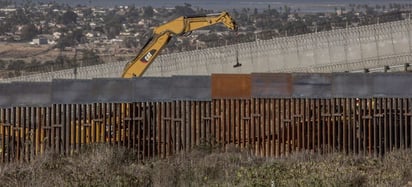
(140, 49, 157, 63)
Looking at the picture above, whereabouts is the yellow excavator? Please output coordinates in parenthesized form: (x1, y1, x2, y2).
(121, 11, 237, 78)
(0, 13, 237, 152)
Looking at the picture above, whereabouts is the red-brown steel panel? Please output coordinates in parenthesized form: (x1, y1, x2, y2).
(211, 74, 251, 99)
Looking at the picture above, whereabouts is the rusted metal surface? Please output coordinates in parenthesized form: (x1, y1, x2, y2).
(1, 98, 412, 163)
(211, 74, 251, 98)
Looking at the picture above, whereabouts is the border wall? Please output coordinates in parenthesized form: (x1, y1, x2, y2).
(1, 73, 412, 163)
(2, 19, 412, 83)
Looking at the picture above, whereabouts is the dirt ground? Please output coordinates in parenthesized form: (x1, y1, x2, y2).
(0, 42, 75, 62)
(0, 42, 137, 64)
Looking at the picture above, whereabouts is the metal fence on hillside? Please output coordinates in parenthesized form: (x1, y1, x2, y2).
(1, 73, 412, 163)
(1, 98, 412, 163)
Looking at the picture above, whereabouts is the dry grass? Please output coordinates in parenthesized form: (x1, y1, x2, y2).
(1, 144, 412, 187)
(0, 43, 57, 61)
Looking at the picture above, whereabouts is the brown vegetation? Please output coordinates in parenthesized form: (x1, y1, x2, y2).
(0, 144, 412, 186)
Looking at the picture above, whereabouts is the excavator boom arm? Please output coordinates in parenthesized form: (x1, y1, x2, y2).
(122, 12, 236, 78)
(153, 12, 236, 35)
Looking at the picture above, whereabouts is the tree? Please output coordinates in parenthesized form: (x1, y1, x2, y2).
(0, 59, 6, 69)
(10, 8, 30, 24)
(0, 0, 11, 8)
(81, 50, 103, 66)
(7, 60, 26, 71)
(71, 29, 86, 44)
(56, 33, 75, 50)
(263, 8, 279, 16)
(104, 13, 124, 39)
(365, 7, 376, 15)
(25, 59, 41, 72)
(55, 28, 85, 50)
(82, 8, 93, 18)
(142, 6, 154, 18)
(126, 5, 140, 21)
(55, 55, 75, 69)
(20, 24, 38, 41)
(58, 10, 78, 25)
(283, 5, 291, 16)
(231, 9, 239, 17)
(174, 5, 195, 16)
(123, 37, 138, 48)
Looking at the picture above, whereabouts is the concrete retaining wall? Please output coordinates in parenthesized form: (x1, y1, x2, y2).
(2, 19, 412, 82)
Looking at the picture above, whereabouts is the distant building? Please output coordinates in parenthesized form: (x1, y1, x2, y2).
(53, 32, 62, 40)
(32, 37, 48, 45)
(0, 8, 17, 13)
(336, 9, 342, 16)
(85, 32, 94, 38)
(0, 35, 8, 41)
